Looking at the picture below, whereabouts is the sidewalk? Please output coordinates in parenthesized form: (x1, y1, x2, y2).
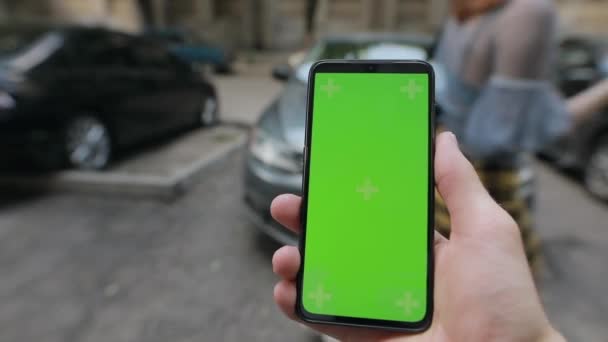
(212, 52, 287, 126)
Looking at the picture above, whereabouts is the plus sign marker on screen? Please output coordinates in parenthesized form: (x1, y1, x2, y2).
(303, 72, 429, 322)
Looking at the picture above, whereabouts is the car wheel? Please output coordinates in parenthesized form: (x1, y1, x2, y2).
(64, 115, 112, 170)
(200, 95, 219, 127)
(584, 135, 608, 201)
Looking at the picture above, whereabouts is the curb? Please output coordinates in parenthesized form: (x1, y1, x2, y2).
(0, 134, 247, 201)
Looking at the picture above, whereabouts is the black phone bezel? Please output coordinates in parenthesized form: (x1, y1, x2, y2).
(297, 60, 436, 332)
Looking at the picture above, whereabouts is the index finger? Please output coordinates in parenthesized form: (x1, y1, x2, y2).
(270, 194, 302, 234)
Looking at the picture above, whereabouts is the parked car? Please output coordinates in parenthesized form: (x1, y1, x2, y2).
(543, 35, 608, 200)
(0, 25, 219, 170)
(243, 33, 442, 245)
(146, 28, 235, 74)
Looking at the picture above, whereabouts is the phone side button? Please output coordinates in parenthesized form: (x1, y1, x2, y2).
(301, 147, 307, 192)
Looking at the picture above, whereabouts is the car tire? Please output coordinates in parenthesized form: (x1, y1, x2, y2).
(63, 115, 113, 170)
(199, 94, 219, 127)
(584, 134, 608, 201)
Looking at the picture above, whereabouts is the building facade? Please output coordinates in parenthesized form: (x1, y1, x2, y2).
(0, 0, 142, 32)
(556, 0, 608, 37)
(0, 0, 447, 49)
(0, 0, 605, 49)
(254, 0, 448, 49)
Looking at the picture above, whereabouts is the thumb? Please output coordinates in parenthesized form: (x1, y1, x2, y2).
(434, 132, 498, 236)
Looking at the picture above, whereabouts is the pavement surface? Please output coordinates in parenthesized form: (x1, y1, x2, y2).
(0, 151, 311, 342)
(0, 66, 607, 341)
(535, 162, 608, 342)
(109, 126, 244, 177)
(213, 69, 283, 127)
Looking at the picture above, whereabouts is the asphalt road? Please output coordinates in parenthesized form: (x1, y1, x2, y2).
(1, 150, 607, 342)
(0, 67, 607, 341)
(0, 150, 312, 342)
(535, 162, 608, 342)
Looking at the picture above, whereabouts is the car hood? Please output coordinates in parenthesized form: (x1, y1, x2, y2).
(261, 79, 307, 150)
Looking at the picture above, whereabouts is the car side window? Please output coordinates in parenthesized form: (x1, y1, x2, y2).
(560, 41, 595, 69)
(70, 32, 130, 67)
(320, 42, 358, 59)
(42, 46, 71, 68)
(129, 40, 173, 69)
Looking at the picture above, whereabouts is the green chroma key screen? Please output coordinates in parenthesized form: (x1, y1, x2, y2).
(302, 71, 430, 323)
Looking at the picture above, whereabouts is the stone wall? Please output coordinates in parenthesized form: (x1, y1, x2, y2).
(264, 0, 443, 49)
(0, 0, 449, 49)
(1, 0, 605, 50)
(0, 0, 142, 32)
(556, 0, 608, 36)
(261, 0, 608, 49)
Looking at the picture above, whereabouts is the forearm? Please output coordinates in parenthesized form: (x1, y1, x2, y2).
(566, 78, 608, 124)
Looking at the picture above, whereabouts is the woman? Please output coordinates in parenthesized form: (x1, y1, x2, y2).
(433, 0, 570, 273)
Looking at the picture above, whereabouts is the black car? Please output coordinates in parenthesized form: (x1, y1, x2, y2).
(543, 36, 608, 200)
(0, 25, 219, 170)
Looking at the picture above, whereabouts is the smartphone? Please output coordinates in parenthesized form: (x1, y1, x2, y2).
(298, 60, 434, 331)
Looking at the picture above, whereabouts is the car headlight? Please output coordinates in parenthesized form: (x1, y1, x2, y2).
(249, 128, 302, 173)
(0, 91, 15, 110)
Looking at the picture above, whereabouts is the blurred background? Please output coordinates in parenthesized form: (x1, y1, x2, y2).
(0, 0, 606, 341)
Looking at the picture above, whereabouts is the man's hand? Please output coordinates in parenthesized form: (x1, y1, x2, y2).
(270, 132, 565, 342)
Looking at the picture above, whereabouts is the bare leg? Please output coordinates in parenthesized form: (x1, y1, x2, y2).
(567, 78, 608, 124)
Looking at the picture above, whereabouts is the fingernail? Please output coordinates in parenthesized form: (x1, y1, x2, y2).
(440, 131, 458, 147)
(271, 251, 279, 274)
(446, 131, 457, 144)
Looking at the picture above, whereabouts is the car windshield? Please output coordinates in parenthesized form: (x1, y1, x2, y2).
(295, 40, 429, 83)
(278, 78, 308, 134)
(599, 44, 608, 76)
(281, 40, 433, 136)
(0, 28, 62, 71)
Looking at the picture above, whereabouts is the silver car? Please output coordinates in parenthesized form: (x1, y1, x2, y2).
(242, 34, 439, 245)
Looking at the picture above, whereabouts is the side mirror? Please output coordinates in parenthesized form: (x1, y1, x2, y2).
(272, 64, 291, 81)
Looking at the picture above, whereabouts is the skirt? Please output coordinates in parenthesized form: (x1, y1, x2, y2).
(434, 160, 542, 275)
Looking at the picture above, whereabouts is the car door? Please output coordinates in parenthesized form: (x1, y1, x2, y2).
(64, 31, 154, 146)
(165, 54, 203, 128)
(127, 39, 198, 133)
